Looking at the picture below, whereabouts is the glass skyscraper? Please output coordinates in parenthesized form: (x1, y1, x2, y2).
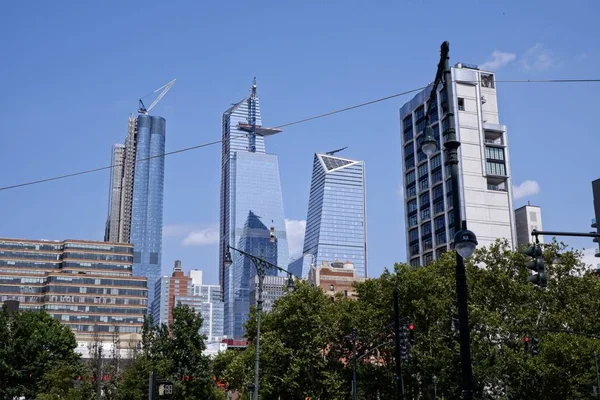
(105, 114, 166, 311)
(291, 152, 367, 278)
(219, 80, 289, 339)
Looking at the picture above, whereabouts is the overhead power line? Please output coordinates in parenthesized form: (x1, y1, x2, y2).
(1, 78, 598, 192)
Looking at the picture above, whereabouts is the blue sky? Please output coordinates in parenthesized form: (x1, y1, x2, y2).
(1, 0, 599, 285)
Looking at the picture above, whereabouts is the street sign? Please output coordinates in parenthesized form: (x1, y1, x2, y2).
(157, 380, 174, 399)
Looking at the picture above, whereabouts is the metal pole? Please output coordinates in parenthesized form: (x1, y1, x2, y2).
(595, 352, 600, 400)
(97, 344, 102, 400)
(352, 328, 358, 400)
(532, 229, 600, 239)
(440, 41, 474, 399)
(393, 288, 405, 400)
(148, 371, 156, 400)
(253, 271, 264, 400)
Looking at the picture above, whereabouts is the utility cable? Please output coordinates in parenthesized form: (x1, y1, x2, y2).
(1, 78, 598, 192)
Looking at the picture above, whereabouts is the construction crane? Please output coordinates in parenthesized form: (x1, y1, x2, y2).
(138, 78, 176, 115)
(325, 147, 348, 156)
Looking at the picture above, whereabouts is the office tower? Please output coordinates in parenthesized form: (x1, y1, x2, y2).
(176, 269, 224, 342)
(291, 152, 367, 278)
(219, 79, 289, 339)
(307, 260, 365, 299)
(152, 260, 192, 326)
(248, 275, 289, 313)
(515, 204, 544, 247)
(105, 113, 167, 309)
(0, 238, 147, 344)
(399, 63, 516, 266)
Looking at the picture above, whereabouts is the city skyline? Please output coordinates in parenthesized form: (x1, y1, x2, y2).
(2, 1, 600, 288)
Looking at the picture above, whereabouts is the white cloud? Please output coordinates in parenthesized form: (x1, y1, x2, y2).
(580, 248, 599, 269)
(521, 43, 553, 71)
(182, 226, 219, 246)
(397, 183, 404, 200)
(285, 219, 306, 260)
(479, 51, 517, 71)
(163, 224, 195, 238)
(513, 180, 541, 200)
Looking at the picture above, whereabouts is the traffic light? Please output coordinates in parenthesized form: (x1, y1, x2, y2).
(400, 325, 409, 361)
(531, 337, 540, 356)
(408, 323, 416, 345)
(524, 336, 530, 353)
(524, 244, 547, 287)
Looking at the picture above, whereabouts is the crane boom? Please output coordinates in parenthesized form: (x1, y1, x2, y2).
(138, 79, 177, 115)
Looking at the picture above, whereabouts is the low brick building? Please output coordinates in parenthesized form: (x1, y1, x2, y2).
(307, 260, 365, 298)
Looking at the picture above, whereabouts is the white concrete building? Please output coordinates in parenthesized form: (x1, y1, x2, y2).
(515, 204, 543, 247)
(400, 63, 516, 266)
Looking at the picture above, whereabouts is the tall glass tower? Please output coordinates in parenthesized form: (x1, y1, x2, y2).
(291, 152, 367, 278)
(105, 114, 166, 311)
(219, 79, 289, 339)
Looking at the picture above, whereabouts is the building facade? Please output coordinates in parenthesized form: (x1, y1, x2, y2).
(307, 260, 365, 298)
(399, 64, 516, 266)
(104, 113, 167, 309)
(0, 238, 147, 342)
(176, 269, 224, 342)
(248, 275, 289, 313)
(152, 260, 192, 326)
(515, 204, 543, 247)
(291, 153, 367, 278)
(219, 80, 289, 339)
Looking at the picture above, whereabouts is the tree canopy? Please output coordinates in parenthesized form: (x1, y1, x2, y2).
(215, 240, 600, 399)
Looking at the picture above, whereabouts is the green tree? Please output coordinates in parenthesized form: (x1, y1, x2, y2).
(118, 304, 220, 400)
(0, 308, 82, 400)
(37, 361, 95, 400)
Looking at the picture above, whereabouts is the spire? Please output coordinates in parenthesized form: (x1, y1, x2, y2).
(251, 77, 257, 99)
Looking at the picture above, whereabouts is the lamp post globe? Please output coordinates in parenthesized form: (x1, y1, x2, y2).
(454, 229, 478, 258)
(286, 275, 296, 292)
(421, 126, 438, 157)
(224, 248, 233, 267)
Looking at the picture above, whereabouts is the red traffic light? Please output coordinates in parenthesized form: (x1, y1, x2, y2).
(524, 336, 530, 342)
(408, 324, 415, 330)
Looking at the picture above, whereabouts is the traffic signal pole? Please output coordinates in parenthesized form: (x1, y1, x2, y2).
(531, 229, 600, 240)
(595, 352, 600, 400)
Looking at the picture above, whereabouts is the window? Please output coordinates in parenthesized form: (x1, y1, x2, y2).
(485, 146, 504, 161)
(404, 129, 414, 142)
(410, 244, 420, 256)
(420, 192, 430, 208)
(415, 106, 425, 120)
(433, 124, 440, 141)
(404, 143, 414, 157)
(419, 178, 429, 191)
(416, 119, 427, 133)
(481, 73, 495, 88)
(405, 155, 415, 170)
(433, 185, 443, 200)
(418, 163, 429, 178)
(421, 207, 431, 220)
(424, 253, 434, 266)
(431, 154, 441, 169)
(406, 171, 416, 184)
(423, 239, 433, 251)
(436, 248, 446, 259)
(422, 222, 432, 236)
(408, 229, 419, 242)
(409, 258, 420, 267)
(486, 161, 507, 176)
(403, 115, 413, 131)
(434, 216, 445, 230)
(434, 200, 444, 214)
(458, 98, 465, 111)
(408, 214, 418, 227)
(487, 181, 507, 191)
(436, 231, 447, 245)
(406, 184, 416, 198)
(329, 284, 334, 292)
(408, 199, 417, 213)
(432, 169, 443, 183)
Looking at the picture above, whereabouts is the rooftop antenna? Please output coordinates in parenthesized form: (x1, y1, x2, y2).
(138, 78, 176, 115)
(325, 146, 348, 156)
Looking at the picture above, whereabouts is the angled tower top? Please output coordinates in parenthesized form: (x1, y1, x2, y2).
(317, 153, 359, 172)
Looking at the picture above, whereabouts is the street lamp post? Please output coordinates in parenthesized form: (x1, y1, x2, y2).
(223, 245, 296, 400)
(421, 41, 478, 399)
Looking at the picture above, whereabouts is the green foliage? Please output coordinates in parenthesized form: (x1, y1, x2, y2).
(223, 240, 600, 399)
(0, 307, 83, 399)
(37, 361, 95, 400)
(118, 303, 221, 400)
